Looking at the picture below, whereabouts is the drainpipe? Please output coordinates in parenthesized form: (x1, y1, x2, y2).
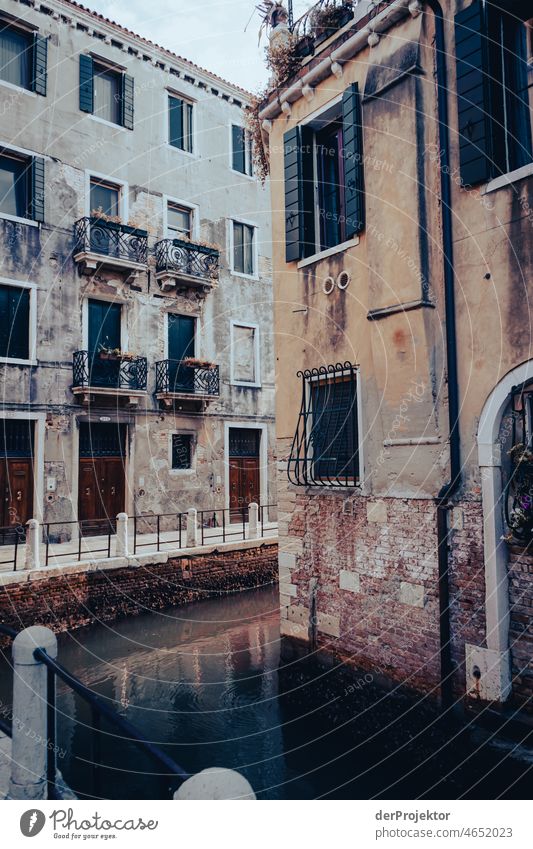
(425, 0, 461, 710)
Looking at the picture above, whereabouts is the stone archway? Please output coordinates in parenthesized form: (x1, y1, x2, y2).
(471, 361, 533, 703)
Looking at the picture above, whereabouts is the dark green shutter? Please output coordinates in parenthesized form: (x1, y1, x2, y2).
(455, 2, 492, 187)
(122, 74, 134, 130)
(232, 125, 245, 172)
(284, 126, 314, 262)
(169, 96, 183, 148)
(79, 54, 94, 113)
(31, 33, 47, 96)
(30, 157, 45, 223)
(0, 285, 30, 360)
(342, 82, 365, 238)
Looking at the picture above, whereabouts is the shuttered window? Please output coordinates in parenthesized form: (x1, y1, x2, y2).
(0, 150, 44, 223)
(283, 83, 364, 261)
(169, 95, 193, 152)
(0, 284, 31, 360)
(79, 55, 134, 129)
(455, 2, 532, 186)
(0, 23, 47, 95)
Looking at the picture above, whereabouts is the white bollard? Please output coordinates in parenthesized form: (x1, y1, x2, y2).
(248, 502, 259, 539)
(24, 519, 41, 571)
(116, 512, 129, 557)
(9, 626, 57, 800)
(173, 768, 256, 800)
(186, 508, 198, 548)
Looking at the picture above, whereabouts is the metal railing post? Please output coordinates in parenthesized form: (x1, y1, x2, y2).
(116, 512, 129, 557)
(186, 508, 198, 548)
(248, 502, 259, 539)
(24, 518, 41, 571)
(8, 626, 58, 799)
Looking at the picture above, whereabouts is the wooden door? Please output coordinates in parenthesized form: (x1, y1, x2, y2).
(0, 458, 33, 543)
(78, 457, 125, 535)
(229, 457, 260, 523)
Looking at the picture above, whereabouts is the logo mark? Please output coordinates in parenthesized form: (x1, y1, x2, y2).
(20, 810, 46, 837)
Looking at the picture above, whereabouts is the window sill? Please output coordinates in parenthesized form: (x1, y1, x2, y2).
(231, 270, 259, 281)
(169, 469, 195, 476)
(231, 381, 262, 389)
(166, 143, 197, 160)
(0, 357, 36, 367)
(0, 213, 38, 227)
(297, 237, 360, 269)
(230, 168, 255, 181)
(481, 161, 533, 195)
(0, 79, 37, 97)
(87, 114, 127, 131)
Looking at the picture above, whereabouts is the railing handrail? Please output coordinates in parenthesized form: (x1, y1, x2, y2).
(154, 236, 219, 257)
(74, 216, 148, 239)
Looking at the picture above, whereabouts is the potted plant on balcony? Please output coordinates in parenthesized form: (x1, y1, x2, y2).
(310, 1, 354, 45)
(98, 346, 136, 361)
(182, 356, 215, 369)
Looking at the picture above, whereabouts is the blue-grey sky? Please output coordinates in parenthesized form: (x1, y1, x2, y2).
(85, 0, 310, 92)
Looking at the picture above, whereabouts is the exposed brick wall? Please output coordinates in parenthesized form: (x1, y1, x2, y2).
(0, 544, 278, 642)
(508, 546, 533, 708)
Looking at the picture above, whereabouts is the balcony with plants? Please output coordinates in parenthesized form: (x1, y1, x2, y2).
(154, 237, 220, 292)
(73, 209, 149, 282)
(72, 347, 148, 406)
(155, 357, 220, 408)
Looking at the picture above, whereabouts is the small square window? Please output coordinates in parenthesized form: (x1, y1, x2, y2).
(169, 95, 193, 153)
(167, 202, 192, 239)
(0, 24, 31, 90)
(93, 62, 121, 125)
(232, 221, 255, 276)
(90, 178, 120, 217)
(172, 433, 192, 470)
(0, 151, 30, 218)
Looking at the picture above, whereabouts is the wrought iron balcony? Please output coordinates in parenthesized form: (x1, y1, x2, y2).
(154, 238, 220, 291)
(73, 217, 148, 281)
(72, 350, 148, 404)
(155, 359, 220, 406)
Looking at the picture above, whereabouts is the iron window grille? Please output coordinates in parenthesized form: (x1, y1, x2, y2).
(504, 381, 533, 545)
(288, 362, 360, 487)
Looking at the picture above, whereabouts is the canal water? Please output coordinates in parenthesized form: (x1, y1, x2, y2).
(1, 584, 531, 799)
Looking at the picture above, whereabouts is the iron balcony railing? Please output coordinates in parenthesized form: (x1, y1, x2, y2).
(72, 350, 148, 392)
(74, 217, 148, 265)
(154, 238, 220, 283)
(155, 359, 220, 397)
(291, 0, 356, 45)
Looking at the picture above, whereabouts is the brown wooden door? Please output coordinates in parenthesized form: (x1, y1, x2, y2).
(0, 458, 33, 543)
(78, 457, 125, 535)
(229, 457, 260, 523)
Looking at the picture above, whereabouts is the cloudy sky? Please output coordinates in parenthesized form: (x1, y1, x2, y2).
(86, 0, 311, 92)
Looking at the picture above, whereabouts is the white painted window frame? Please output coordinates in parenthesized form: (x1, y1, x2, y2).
(0, 140, 41, 227)
(165, 88, 197, 159)
(163, 195, 199, 240)
(228, 217, 259, 280)
(85, 169, 128, 221)
(0, 276, 38, 366)
(230, 320, 261, 388)
(228, 121, 254, 179)
(169, 429, 196, 475)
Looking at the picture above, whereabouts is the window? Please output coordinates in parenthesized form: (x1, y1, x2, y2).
(283, 83, 364, 262)
(231, 322, 260, 386)
(231, 124, 253, 176)
(79, 55, 134, 129)
(288, 363, 360, 486)
(171, 433, 192, 470)
(232, 221, 255, 276)
(167, 202, 192, 239)
(168, 94, 193, 153)
(89, 177, 120, 217)
(455, 3, 533, 186)
(0, 149, 44, 222)
(0, 283, 30, 360)
(0, 22, 47, 95)
(93, 62, 121, 125)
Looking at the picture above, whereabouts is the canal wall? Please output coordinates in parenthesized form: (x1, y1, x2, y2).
(0, 539, 278, 640)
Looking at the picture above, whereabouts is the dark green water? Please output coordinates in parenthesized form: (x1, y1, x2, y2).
(1, 584, 531, 799)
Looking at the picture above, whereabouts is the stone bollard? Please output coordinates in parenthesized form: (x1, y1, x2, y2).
(173, 768, 256, 800)
(116, 512, 129, 557)
(186, 508, 198, 548)
(9, 626, 57, 800)
(248, 502, 259, 539)
(24, 519, 41, 571)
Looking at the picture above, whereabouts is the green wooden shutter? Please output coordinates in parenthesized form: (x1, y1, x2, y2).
(342, 82, 365, 238)
(122, 74, 134, 130)
(79, 54, 94, 113)
(30, 157, 45, 223)
(455, 2, 492, 187)
(0, 285, 30, 359)
(31, 33, 47, 96)
(284, 126, 314, 262)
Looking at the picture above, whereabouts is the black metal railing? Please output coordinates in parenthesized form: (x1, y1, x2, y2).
(291, 0, 355, 44)
(74, 217, 148, 265)
(0, 526, 24, 570)
(43, 519, 117, 567)
(155, 359, 219, 397)
(155, 238, 220, 283)
(504, 382, 533, 545)
(73, 350, 148, 392)
(0, 625, 188, 799)
(288, 362, 360, 487)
